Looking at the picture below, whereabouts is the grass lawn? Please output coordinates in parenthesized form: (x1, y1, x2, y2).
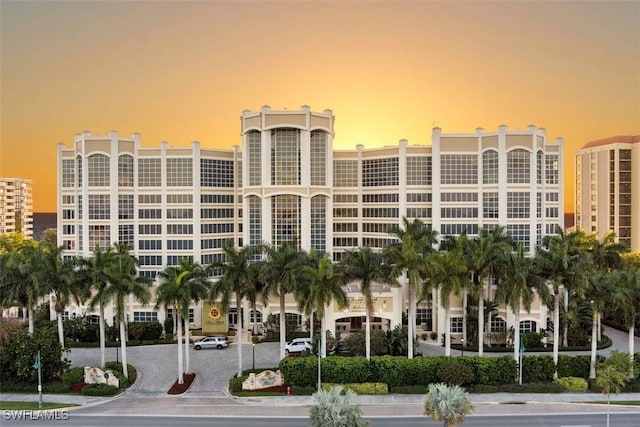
(588, 401, 640, 406)
(0, 402, 79, 410)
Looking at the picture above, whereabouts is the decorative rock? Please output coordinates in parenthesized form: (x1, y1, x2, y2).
(242, 370, 284, 391)
(84, 366, 120, 388)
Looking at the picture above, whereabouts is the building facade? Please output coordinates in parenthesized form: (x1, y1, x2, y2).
(57, 106, 564, 342)
(575, 135, 640, 251)
(0, 177, 33, 237)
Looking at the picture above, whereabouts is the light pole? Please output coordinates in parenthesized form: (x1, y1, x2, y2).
(252, 343, 255, 371)
(115, 337, 119, 364)
(460, 338, 464, 357)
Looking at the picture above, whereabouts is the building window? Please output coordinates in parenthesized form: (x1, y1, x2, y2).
(311, 196, 326, 252)
(491, 317, 507, 332)
(440, 223, 478, 236)
(334, 222, 359, 233)
(167, 255, 193, 266)
(138, 158, 161, 187)
(201, 159, 234, 187)
(118, 155, 134, 187)
(406, 156, 432, 186)
(87, 154, 110, 187)
(167, 240, 193, 250)
(482, 150, 498, 184)
(139, 208, 162, 219)
(407, 193, 432, 203)
(441, 154, 478, 184)
(545, 155, 559, 185)
(507, 192, 529, 218)
(167, 224, 193, 234)
(247, 131, 262, 186)
(416, 308, 432, 330)
(362, 194, 399, 203)
(139, 240, 162, 250)
(227, 308, 244, 326)
(507, 224, 530, 252)
(167, 194, 193, 204)
(139, 194, 162, 204)
(250, 310, 263, 323)
(406, 208, 431, 218)
(441, 207, 478, 218)
(133, 311, 158, 322)
(139, 224, 162, 234)
(62, 159, 75, 187)
(167, 308, 194, 323)
(519, 320, 537, 333)
(441, 192, 478, 203)
(139, 255, 162, 266)
(248, 196, 262, 246)
(507, 149, 530, 184)
(271, 128, 300, 186)
(333, 160, 358, 187)
(167, 208, 193, 219)
(272, 195, 300, 245)
(450, 317, 463, 333)
(483, 192, 498, 219)
(88, 225, 110, 251)
(546, 207, 559, 218)
(118, 194, 134, 220)
(88, 194, 110, 220)
(362, 207, 399, 218)
(362, 157, 399, 187)
(334, 194, 358, 203)
(310, 130, 327, 186)
(118, 225, 134, 247)
(77, 156, 83, 187)
(536, 151, 543, 184)
(166, 158, 193, 186)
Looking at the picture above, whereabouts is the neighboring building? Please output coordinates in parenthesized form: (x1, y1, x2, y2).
(575, 135, 640, 251)
(0, 177, 33, 237)
(56, 106, 564, 343)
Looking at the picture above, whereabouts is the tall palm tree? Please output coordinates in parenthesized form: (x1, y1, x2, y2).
(39, 243, 89, 348)
(611, 268, 640, 376)
(102, 243, 152, 379)
(210, 243, 262, 377)
(298, 252, 347, 358)
(386, 217, 437, 359)
(585, 268, 615, 379)
(460, 226, 510, 356)
(260, 242, 308, 359)
(178, 259, 210, 375)
(495, 244, 546, 363)
(83, 246, 115, 368)
(424, 383, 474, 427)
(428, 250, 468, 357)
(156, 265, 187, 385)
(340, 247, 387, 360)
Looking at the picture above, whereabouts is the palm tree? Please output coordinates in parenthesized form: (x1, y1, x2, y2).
(83, 246, 115, 368)
(496, 244, 546, 364)
(39, 243, 89, 348)
(260, 242, 308, 359)
(298, 252, 347, 358)
(429, 250, 468, 357)
(424, 383, 474, 427)
(102, 243, 152, 379)
(178, 259, 209, 375)
(461, 226, 510, 356)
(210, 243, 262, 377)
(340, 247, 388, 360)
(596, 364, 631, 427)
(156, 265, 187, 385)
(585, 269, 614, 379)
(385, 217, 437, 359)
(309, 385, 369, 427)
(611, 268, 640, 376)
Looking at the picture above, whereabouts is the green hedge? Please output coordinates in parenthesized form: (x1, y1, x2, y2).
(323, 382, 388, 395)
(554, 376, 588, 391)
(81, 383, 120, 396)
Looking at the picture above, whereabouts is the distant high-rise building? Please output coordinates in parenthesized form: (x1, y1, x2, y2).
(0, 177, 33, 237)
(575, 135, 640, 251)
(56, 106, 564, 343)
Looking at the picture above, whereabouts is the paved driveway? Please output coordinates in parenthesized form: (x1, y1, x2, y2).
(69, 341, 283, 396)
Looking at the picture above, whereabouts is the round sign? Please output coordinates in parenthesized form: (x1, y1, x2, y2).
(208, 306, 221, 320)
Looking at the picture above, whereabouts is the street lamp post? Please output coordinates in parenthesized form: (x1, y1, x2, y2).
(461, 338, 464, 357)
(116, 337, 119, 364)
(252, 343, 255, 371)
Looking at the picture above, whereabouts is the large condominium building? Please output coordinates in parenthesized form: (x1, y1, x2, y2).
(575, 135, 640, 251)
(56, 106, 563, 342)
(0, 177, 33, 237)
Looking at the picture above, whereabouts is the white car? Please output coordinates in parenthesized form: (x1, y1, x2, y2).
(285, 338, 312, 355)
(193, 336, 229, 350)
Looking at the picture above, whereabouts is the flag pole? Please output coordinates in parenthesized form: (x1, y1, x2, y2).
(36, 351, 42, 409)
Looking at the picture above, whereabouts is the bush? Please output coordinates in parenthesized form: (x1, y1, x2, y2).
(557, 355, 592, 378)
(164, 318, 174, 335)
(554, 376, 588, 391)
(522, 355, 555, 383)
(472, 357, 517, 385)
(81, 383, 120, 396)
(521, 331, 545, 349)
(62, 367, 85, 386)
(500, 382, 564, 393)
(437, 358, 475, 386)
(323, 382, 388, 395)
(389, 385, 428, 394)
(104, 362, 137, 385)
(229, 375, 247, 393)
(604, 350, 632, 376)
(127, 322, 163, 341)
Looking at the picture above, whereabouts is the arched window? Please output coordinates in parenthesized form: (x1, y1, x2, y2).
(118, 155, 134, 187)
(88, 154, 110, 186)
(507, 149, 530, 184)
(482, 150, 498, 184)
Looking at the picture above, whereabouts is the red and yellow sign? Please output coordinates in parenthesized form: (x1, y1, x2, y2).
(202, 302, 228, 335)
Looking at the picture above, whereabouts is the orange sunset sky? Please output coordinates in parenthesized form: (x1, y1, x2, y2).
(1, 1, 639, 213)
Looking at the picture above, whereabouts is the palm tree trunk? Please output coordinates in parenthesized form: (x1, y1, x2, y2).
(513, 307, 520, 362)
(445, 307, 451, 357)
(119, 310, 128, 380)
(478, 285, 484, 357)
(279, 293, 286, 360)
(309, 310, 314, 344)
(99, 304, 106, 368)
(408, 287, 415, 359)
(462, 289, 467, 345)
(589, 309, 597, 379)
(176, 312, 184, 385)
(57, 311, 65, 348)
(597, 312, 602, 341)
(236, 293, 243, 378)
(629, 324, 635, 378)
(563, 288, 569, 347)
(184, 323, 191, 374)
(553, 291, 560, 379)
(321, 314, 327, 359)
(27, 300, 34, 336)
(365, 304, 371, 360)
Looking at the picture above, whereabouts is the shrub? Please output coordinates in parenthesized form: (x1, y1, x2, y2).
(557, 355, 592, 378)
(521, 331, 545, 349)
(164, 318, 174, 335)
(127, 322, 163, 341)
(389, 385, 428, 394)
(472, 357, 517, 385)
(229, 375, 247, 393)
(104, 362, 137, 385)
(437, 358, 475, 386)
(309, 386, 368, 427)
(81, 383, 119, 396)
(323, 382, 388, 395)
(554, 376, 588, 391)
(500, 382, 564, 393)
(291, 385, 316, 395)
(522, 355, 555, 383)
(604, 350, 632, 376)
(62, 367, 85, 386)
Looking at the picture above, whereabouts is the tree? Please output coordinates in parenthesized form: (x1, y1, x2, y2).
(596, 364, 631, 427)
(611, 268, 640, 376)
(340, 247, 388, 360)
(495, 244, 546, 363)
(102, 244, 152, 379)
(460, 227, 511, 356)
(385, 217, 437, 359)
(210, 243, 262, 377)
(83, 246, 115, 368)
(260, 242, 308, 359)
(424, 383, 473, 427)
(298, 252, 347, 359)
(429, 250, 468, 357)
(309, 385, 369, 427)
